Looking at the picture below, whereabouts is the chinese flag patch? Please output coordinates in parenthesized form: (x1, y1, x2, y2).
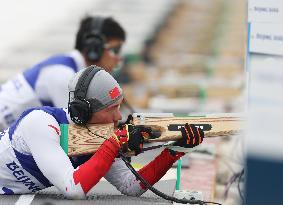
(108, 86, 120, 99)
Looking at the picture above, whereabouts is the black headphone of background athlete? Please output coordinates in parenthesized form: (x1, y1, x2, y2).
(82, 17, 106, 62)
(68, 66, 103, 125)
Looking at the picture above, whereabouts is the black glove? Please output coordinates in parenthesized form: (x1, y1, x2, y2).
(176, 123, 204, 148)
(117, 114, 134, 129)
(113, 123, 152, 155)
(166, 123, 204, 153)
(125, 114, 134, 124)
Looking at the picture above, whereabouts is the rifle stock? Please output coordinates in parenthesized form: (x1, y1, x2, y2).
(60, 123, 114, 156)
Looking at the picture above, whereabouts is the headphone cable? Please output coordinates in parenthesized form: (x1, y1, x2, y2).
(85, 125, 222, 205)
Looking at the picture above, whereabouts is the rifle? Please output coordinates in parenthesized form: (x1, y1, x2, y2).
(60, 113, 244, 156)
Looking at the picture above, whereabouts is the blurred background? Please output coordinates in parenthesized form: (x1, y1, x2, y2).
(0, 0, 247, 116)
(0, 0, 247, 204)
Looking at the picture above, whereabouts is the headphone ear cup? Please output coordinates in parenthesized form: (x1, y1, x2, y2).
(84, 34, 105, 61)
(69, 99, 92, 125)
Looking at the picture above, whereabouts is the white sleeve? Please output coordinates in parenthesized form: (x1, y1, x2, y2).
(18, 110, 85, 199)
(35, 65, 75, 108)
(104, 158, 146, 196)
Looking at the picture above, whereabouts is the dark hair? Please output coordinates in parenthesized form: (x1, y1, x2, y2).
(75, 15, 126, 51)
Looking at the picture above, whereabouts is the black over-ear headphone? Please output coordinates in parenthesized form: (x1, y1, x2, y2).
(82, 17, 106, 62)
(68, 66, 102, 125)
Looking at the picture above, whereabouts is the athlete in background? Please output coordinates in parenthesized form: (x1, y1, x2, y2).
(0, 66, 204, 198)
(0, 16, 126, 131)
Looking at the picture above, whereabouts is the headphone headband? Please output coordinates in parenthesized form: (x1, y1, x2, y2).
(74, 66, 102, 100)
(89, 16, 105, 36)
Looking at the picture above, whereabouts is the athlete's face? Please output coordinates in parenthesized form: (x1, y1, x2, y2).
(93, 38, 124, 73)
(88, 98, 123, 127)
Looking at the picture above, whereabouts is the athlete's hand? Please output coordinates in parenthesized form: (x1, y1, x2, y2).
(166, 123, 204, 154)
(117, 114, 134, 128)
(124, 114, 134, 124)
(113, 124, 152, 155)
